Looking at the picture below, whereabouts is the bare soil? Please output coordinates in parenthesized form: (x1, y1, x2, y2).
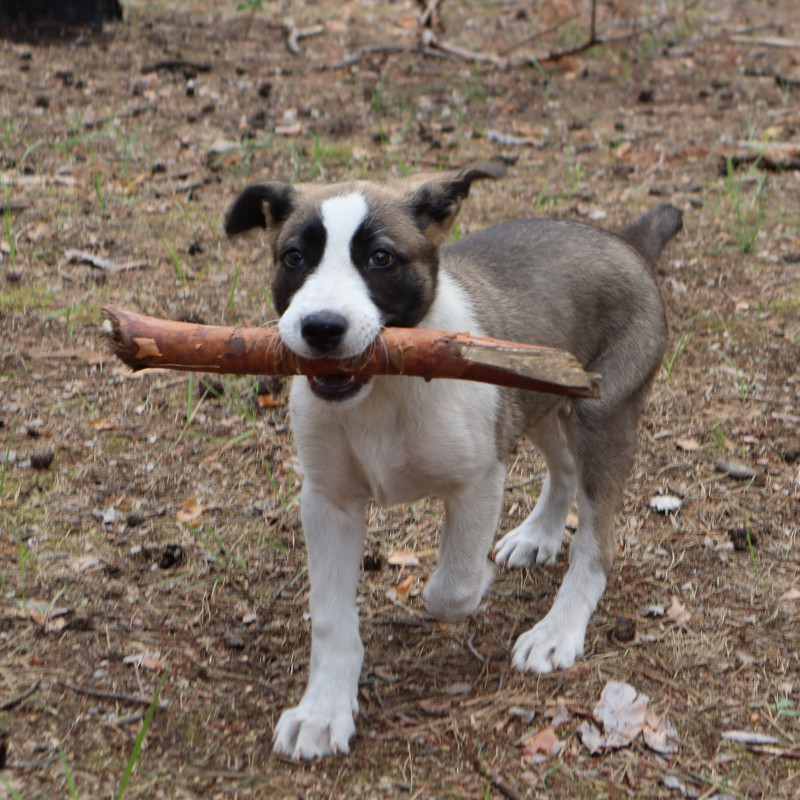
(1, 1, 799, 797)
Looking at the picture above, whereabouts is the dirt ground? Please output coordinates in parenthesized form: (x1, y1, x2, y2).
(1, 1, 799, 797)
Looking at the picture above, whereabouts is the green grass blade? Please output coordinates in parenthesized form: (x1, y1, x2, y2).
(115, 673, 168, 800)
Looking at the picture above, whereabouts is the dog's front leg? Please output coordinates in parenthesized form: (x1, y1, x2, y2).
(273, 485, 366, 759)
(423, 463, 506, 623)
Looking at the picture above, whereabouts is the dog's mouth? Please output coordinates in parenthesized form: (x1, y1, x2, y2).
(307, 373, 371, 401)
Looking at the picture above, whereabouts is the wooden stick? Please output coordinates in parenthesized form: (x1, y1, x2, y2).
(102, 305, 601, 398)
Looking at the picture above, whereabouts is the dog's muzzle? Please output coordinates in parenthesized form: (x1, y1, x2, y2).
(299, 311, 372, 401)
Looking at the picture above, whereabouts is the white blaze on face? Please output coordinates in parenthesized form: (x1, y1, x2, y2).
(277, 192, 382, 359)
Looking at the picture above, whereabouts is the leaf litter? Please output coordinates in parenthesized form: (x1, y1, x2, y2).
(1, 0, 799, 797)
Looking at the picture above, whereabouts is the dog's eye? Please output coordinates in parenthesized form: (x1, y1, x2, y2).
(367, 249, 394, 270)
(282, 249, 305, 270)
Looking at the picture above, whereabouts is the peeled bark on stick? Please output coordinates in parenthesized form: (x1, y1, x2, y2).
(102, 304, 601, 398)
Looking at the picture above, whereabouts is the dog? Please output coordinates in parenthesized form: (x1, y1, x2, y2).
(225, 163, 682, 759)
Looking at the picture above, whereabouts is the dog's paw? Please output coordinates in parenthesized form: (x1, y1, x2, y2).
(424, 560, 494, 623)
(493, 522, 561, 569)
(510, 614, 585, 673)
(273, 692, 358, 759)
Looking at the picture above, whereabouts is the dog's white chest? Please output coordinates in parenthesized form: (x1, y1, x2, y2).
(290, 375, 501, 507)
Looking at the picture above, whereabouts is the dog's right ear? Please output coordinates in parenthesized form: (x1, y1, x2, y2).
(224, 182, 297, 236)
(407, 161, 506, 244)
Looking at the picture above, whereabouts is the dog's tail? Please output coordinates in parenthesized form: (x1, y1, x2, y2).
(618, 203, 683, 265)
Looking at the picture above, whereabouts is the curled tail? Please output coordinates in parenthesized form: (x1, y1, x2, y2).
(618, 203, 683, 265)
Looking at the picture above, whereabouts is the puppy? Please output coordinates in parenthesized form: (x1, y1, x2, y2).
(225, 164, 682, 759)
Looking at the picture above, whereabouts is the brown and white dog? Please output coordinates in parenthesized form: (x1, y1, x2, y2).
(225, 164, 682, 759)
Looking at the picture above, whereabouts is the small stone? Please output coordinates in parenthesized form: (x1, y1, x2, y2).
(159, 544, 184, 569)
(608, 616, 637, 643)
(728, 528, 757, 552)
(30, 450, 54, 470)
(716, 459, 756, 481)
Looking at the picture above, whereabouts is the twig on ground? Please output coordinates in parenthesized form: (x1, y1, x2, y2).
(312, 43, 450, 71)
(0, 679, 40, 711)
(286, 23, 325, 56)
(467, 632, 486, 663)
(141, 60, 212, 74)
(419, 0, 444, 29)
(498, 13, 579, 56)
(729, 34, 800, 48)
(473, 751, 525, 800)
(58, 681, 168, 709)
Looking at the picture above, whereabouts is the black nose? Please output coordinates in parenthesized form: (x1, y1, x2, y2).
(300, 312, 348, 354)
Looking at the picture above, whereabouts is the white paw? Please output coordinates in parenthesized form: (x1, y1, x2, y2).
(273, 690, 358, 759)
(424, 560, 494, 623)
(493, 522, 561, 569)
(511, 613, 586, 673)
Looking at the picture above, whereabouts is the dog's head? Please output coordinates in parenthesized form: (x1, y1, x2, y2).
(225, 162, 504, 400)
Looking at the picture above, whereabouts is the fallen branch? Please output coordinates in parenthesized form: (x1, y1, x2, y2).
(0, 679, 40, 711)
(140, 60, 212, 74)
(102, 305, 601, 398)
(58, 680, 168, 709)
(286, 23, 325, 56)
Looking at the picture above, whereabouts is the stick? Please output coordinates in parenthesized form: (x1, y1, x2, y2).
(58, 681, 167, 709)
(102, 305, 601, 398)
(0, 679, 40, 711)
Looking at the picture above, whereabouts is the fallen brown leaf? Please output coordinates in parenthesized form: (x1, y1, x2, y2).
(520, 726, 563, 762)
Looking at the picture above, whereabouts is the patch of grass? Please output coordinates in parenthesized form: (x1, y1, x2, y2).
(723, 156, 767, 253)
(60, 745, 80, 800)
(115, 674, 167, 800)
(157, 232, 185, 284)
(89, 143, 107, 215)
(663, 327, 691, 379)
(711, 418, 726, 452)
(0, 425, 14, 497)
(0, 774, 24, 800)
(742, 502, 765, 597)
(719, 350, 757, 401)
(3, 191, 17, 270)
(0, 282, 53, 315)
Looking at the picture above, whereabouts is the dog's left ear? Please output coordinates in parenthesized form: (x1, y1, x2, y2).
(407, 161, 506, 243)
(224, 182, 297, 236)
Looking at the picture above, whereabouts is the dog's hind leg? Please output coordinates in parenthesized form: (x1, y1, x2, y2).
(273, 485, 366, 759)
(423, 462, 506, 623)
(494, 405, 578, 569)
(510, 392, 644, 673)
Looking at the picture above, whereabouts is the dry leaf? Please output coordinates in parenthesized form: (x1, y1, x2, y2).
(394, 574, 417, 601)
(722, 730, 780, 745)
(124, 652, 168, 672)
(643, 710, 680, 754)
(594, 681, 649, 749)
(780, 587, 800, 601)
(24, 598, 71, 626)
(69, 555, 102, 574)
(419, 698, 451, 714)
(90, 416, 118, 431)
(176, 496, 204, 526)
(520, 726, 563, 762)
(387, 549, 420, 567)
(544, 701, 572, 729)
(676, 437, 700, 451)
(667, 596, 691, 626)
(26, 221, 51, 242)
(140, 655, 168, 671)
